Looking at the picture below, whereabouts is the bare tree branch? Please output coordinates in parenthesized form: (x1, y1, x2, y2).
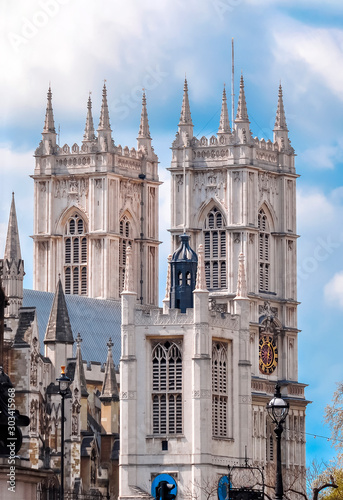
(312, 482, 338, 500)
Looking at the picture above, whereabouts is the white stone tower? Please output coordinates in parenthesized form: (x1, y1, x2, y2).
(32, 86, 159, 305)
(170, 77, 299, 383)
(119, 78, 307, 500)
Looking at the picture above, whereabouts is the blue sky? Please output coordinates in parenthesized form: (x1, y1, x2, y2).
(2, 0, 343, 466)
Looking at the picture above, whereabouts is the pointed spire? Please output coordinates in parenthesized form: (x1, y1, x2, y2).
(4, 193, 21, 261)
(44, 278, 74, 344)
(101, 338, 119, 400)
(235, 74, 249, 122)
(83, 93, 96, 141)
(138, 90, 151, 139)
(179, 78, 193, 126)
(74, 333, 88, 397)
(274, 84, 288, 131)
(236, 252, 247, 298)
(123, 245, 134, 293)
(43, 86, 56, 134)
(195, 244, 207, 291)
(98, 82, 111, 131)
(218, 85, 231, 134)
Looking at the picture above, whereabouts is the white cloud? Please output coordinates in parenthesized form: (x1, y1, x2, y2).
(297, 188, 336, 229)
(272, 21, 343, 101)
(0, 147, 33, 174)
(324, 271, 343, 309)
(300, 143, 343, 170)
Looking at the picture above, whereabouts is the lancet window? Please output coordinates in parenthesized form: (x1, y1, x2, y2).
(258, 208, 270, 292)
(212, 342, 228, 437)
(152, 341, 182, 435)
(64, 213, 87, 295)
(204, 208, 226, 289)
(119, 216, 133, 293)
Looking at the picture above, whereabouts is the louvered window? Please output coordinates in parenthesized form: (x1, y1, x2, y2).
(81, 267, 87, 295)
(258, 209, 271, 292)
(81, 238, 87, 263)
(220, 262, 226, 288)
(73, 238, 79, 263)
(204, 208, 226, 289)
(266, 420, 274, 462)
(77, 218, 83, 234)
(65, 267, 71, 294)
(152, 341, 182, 435)
(73, 267, 79, 294)
(64, 213, 87, 295)
(270, 436, 274, 460)
(119, 215, 133, 294)
(65, 239, 71, 264)
(212, 342, 228, 437)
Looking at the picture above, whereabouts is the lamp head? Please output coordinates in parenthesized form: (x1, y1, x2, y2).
(56, 365, 71, 396)
(266, 384, 289, 426)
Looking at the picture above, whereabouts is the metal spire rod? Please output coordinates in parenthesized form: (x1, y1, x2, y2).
(183, 146, 186, 233)
(231, 38, 235, 129)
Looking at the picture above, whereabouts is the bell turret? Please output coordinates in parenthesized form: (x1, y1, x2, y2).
(169, 234, 197, 313)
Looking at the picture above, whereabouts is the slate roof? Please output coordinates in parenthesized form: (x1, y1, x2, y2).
(45, 279, 74, 344)
(23, 289, 122, 366)
(14, 307, 36, 346)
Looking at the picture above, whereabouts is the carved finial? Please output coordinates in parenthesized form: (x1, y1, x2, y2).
(236, 252, 247, 298)
(98, 81, 111, 131)
(218, 84, 231, 134)
(195, 244, 207, 291)
(235, 74, 249, 122)
(179, 77, 193, 126)
(107, 337, 114, 350)
(43, 85, 56, 134)
(274, 83, 288, 131)
(75, 332, 82, 346)
(138, 89, 151, 139)
(164, 254, 172, 300)
(83, 93, 96, 141)
(123, 245, 134, 292)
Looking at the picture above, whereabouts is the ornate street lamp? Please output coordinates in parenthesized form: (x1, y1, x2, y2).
(266, 384, 289, 500)
(56, 365, 70, 500)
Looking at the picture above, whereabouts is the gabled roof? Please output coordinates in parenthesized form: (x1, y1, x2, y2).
(14, 307, 36, 346)
(44, 279, 74, 344)
(23, 289, 121, 366)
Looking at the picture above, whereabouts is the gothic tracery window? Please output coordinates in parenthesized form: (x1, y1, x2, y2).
(152, 341, 182, 435)
(258, 208, 270, 292)
(212, 342, 228, 437)
(64, 213, 87, 295)
(204, 208, 226, 289)
(119, 215, 133, 293)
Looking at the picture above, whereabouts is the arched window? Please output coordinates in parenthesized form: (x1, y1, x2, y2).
(212, 342, 228, 437)
(152, 341, 182, 435)
(204, 208, 226, 289)
(64, 213, 87, 295)
(119, 215, 133, 293)
(258, 209, 270, 292)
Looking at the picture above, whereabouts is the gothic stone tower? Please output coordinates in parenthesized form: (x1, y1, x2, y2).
(169, 77, 306, 484)
(32, 86, 159, 304)
(119, 78, 307, 500)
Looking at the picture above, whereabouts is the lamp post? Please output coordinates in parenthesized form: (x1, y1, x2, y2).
(56, 365, 70, 500)
(266, 384, 289, 500)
